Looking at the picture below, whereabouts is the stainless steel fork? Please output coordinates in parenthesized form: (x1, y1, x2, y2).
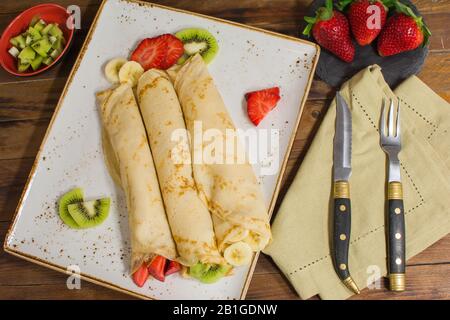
(380, 99, 405, 292)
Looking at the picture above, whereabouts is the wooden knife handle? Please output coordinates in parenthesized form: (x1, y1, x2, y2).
(388, 182, 406, 292)
(333, 196, 351, 280)
(333, 181, 359, 294)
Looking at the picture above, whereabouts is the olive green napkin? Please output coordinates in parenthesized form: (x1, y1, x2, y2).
(263, 65, 450, 300)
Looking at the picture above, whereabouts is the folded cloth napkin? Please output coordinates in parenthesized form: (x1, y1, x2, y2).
(263, 65, 450, 300)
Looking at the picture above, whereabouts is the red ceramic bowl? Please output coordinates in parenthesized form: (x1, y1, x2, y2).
(0, 3, 74, 76)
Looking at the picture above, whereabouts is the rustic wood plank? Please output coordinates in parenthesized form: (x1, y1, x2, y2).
(0, 225, 130, 300)
(351, 264, 450, 300)
(424, 12, 450, 53)
(0, 0, 101, 15)
(0, 79, 65, 122)
(150, 0, 450, 20)
(412, 0, 450, 13)
(0, 283, 133, 300)
(1, 0, 449, 16)
(0, 1, 99, 29)
(247, 271, 301, 300)
(0, 49, 448, 162)
(0, 1, 448, 84)
(0, 119, 49, 160)
(255, 235, 450, 276)
(0, 158, 33, 189)
(247, 263, 450, 300)
(0, 185, 24, 222)
(0, 99, 324, 172)
(417, 52, 450, 101)
(1, 259, 447, 300)
(0, 0, 449, 301)
(1, 215, 448, 299)
(149, 1, 450, 52)
(0, 51, 447, 124)
(0, 49, 447, 124)
(308, 49, 450, 99)
(408, 236, 450, 265)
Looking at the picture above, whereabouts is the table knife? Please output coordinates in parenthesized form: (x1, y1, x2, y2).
(332, 92, 360, 294)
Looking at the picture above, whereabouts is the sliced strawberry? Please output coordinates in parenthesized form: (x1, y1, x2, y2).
(130, 36, 166, 71)
(130, 34, 184, 71)
(158, 34, 184, 70)
(164, 260, 181, 276)
(148, 255, 166, 282)
(132, 262, 149, 287)
(246, 87, 281, 126)
(245, 87, 280, 100)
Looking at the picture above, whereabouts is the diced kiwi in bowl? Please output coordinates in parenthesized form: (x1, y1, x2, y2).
(8, 16, 67, 73)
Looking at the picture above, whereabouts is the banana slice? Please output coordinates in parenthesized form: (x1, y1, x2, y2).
(226, 227, 249, 243)
(180, 265, 190, 279)
(223, 241, 253, 267)
(118, 61, 144, 87)
(104, 58, 127, 84)
(243, 231, 269, 251)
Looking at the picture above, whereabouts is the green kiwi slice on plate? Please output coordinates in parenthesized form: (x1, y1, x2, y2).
(67, 198, 110, 228)
(188, 262, 231, 284)
(58, 188, 84, 229)
(175, 28, 219, 65)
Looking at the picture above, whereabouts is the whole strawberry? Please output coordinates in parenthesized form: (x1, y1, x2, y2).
(338, 0, 388, 46)
(303, 0, 355, 62)
(377, 1, 431, 56)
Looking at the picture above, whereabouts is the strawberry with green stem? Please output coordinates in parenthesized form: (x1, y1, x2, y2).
(303, 0, 355, 62)
(377, 1, 431, 56)
(337, 0, 390, 46)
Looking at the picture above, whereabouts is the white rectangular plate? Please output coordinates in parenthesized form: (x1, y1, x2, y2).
(4, 0, 319, 300)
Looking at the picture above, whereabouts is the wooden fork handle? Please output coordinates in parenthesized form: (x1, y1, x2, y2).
(388, 182, 406, 292)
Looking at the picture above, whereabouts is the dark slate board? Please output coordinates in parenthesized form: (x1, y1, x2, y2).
(300, 0, 429, 88)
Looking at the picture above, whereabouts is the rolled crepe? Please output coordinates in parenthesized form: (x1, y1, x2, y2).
(169, 54, 271, 252)
(137, 69, 224, 266)
(96, 84, 177, 272)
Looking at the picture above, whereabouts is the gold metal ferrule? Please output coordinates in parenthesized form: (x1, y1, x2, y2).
(388, 182, 403, 200)
(389, 273, 405, 291)
(343, 277, 361, 294)
(334, 181, 350, 199)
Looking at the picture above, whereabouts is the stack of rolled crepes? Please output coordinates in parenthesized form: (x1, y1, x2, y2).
(137, 69, 224, 268)
(96, 85, 177, 273)
(96, 54, 271, 285)
(168, 54, 271, 252)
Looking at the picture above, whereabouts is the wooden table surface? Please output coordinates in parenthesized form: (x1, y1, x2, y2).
(0, 0, 449, 300)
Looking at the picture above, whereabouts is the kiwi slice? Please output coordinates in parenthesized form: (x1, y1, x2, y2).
(41, 23, 54, 35)
(59, 188, 84, 228)
(43, 57, 53, 66)
(51, 37, 63, 52)
(30, 56, 44, 71)
(67, 198, 110, 228)
(32, 38, 52, 57)
(175, 28, 219, 65)
(17, 63, 30, 72)
(30, 15, 41, 27)
(188, 263, 231, 284)
(18, 46, 36, 64)
(48, 24, 63, 38)
(10, 35, 22, 48)
(11, 35, 26, 49)
(25, 35, 33, 46)
(27, 26, 42, 42)
(33, 20, 46, 32)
